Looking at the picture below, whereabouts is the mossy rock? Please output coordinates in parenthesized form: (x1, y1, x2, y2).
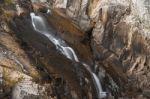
(0, 6, 4, 14)
(4, 0, 13, 5)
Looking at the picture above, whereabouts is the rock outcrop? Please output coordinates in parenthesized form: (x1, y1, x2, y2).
(51, 0, 150, 98)
(0, 0, 150, 99)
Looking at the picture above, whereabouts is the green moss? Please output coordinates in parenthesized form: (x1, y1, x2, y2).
(0, 0, 14, 20)
(4, 0, 13, 5)
(30, 68, 40, 81)
(1, 11, 14, 21)
(3, 70, 18, 87)
(0, 5, 4, 14)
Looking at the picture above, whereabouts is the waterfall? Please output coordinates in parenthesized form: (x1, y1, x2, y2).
(82, 63, 107, 99)
(47, 9, 51, 14)
(30, 12, 106, 98)
(30, 13, 79, 62)
(92, 73, 107, 98)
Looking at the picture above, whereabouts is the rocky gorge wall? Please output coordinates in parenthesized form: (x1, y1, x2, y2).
(50, 0, 150, 98)
(0, 0, 150, 99)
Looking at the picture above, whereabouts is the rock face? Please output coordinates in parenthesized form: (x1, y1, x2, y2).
(10, 12, 99, 99)
(51, 0, 150, 98)
(1, 0, 150, 99)
(89, 0, 150, 93)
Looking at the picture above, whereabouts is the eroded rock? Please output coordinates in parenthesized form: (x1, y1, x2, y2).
(1, 0, 150, 98)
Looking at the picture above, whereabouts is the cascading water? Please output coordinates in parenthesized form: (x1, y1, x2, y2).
(30, 13, 79, 62)
(82, 63, 107, 98)
(30, 12, 106, 98)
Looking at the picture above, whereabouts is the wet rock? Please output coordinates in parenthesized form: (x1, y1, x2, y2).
(10, 13, 98, 99)
(46, 10, 93, 65)
(1, 0, 150, 98)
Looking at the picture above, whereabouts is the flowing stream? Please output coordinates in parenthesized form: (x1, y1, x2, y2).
(30, 12, 106, 98)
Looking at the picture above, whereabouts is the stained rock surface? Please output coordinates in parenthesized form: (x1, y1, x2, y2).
(0, 0, 150, 99)
(51, 0, 150, 98)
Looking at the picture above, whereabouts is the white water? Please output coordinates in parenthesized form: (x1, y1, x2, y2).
(92, 73, 107, 98)
(30, 13, 79, 62)
(47, 9, 51, 14)
(82, 63, 107, 98)
(30, 12, 106, 98)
